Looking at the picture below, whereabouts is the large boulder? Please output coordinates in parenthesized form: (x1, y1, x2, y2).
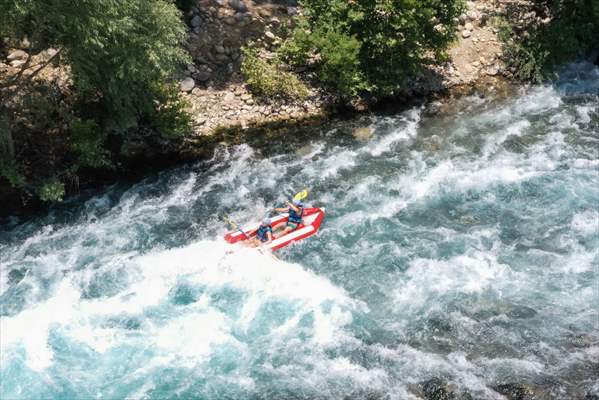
(180, 77, 195, 92)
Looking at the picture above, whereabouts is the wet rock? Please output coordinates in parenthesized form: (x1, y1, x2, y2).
(180, 77, 195, 92)
(421, 378, 457, 400)
(493, 383, 535, 400)
(505, 304, 536, 319)
(7, 49, 27, 61)
(7, 269, 27, 286)
(352, 126, 374, 141)
(462, 30, 471, 38)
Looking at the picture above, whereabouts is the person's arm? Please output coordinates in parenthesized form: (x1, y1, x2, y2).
(266, 231, 273, 243)
(274, 206, 289, 213)
(287, 201, 300, 213)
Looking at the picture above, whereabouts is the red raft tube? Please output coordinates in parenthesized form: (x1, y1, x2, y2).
(224, 207, 326, 251)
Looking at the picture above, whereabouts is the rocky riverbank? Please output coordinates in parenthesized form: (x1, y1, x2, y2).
(1, 0, 592, 219)
(175, 0, 518, 138)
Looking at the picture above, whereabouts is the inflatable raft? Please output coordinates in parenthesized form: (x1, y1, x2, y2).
(224, 207, 326, 251)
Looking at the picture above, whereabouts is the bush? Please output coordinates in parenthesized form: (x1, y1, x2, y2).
(37, 177, 65, 202)
(149, 83, 193, 139)
(498, 0, 598, 82)
(279, 0, 464, 98)
(0, 161, 26, 189)
(241, 47, 310, 100)
(279, 26, 368, 98)
(70, 118, 111, 168)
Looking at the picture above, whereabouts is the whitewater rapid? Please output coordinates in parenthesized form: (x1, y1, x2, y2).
(1, 63, 598, 399)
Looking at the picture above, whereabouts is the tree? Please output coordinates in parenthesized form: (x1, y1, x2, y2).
(4, 0, 189, 129)
(279, 0, 465, 98)
(0, 0, 191, 204)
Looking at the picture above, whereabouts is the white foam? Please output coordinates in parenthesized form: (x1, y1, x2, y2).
(394, 250, 511, 313)
(1, 240, 360, 373)
(571, 210, 599, 236)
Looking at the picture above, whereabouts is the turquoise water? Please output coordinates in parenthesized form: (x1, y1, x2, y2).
(1, 63, 598, 399)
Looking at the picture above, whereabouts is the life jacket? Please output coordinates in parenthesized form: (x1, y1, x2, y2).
(256, 225, 272, 242)
(288, 206, 304, 224)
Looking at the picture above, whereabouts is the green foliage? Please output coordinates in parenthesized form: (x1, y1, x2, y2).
(149, 83, 193, 139)
(0, 161, 26, 189)
(70, 118, 111, 168)
(1, 0, 193, 207)
(279, 0, 465, 97)
(37, 177, 65, 202)
(241, 47, 310, 100)
(280, 26, 368, 97)
(3, 0, 190, 129)
(498, 0, 598, 82)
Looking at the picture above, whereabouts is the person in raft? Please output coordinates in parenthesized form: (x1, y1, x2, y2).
(273, 199, 304, 238)
(249, 217, 273, 247)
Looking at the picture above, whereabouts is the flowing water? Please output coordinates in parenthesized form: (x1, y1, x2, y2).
(1, 63, 598, 399)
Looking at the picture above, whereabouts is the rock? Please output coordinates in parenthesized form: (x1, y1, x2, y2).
(194, 71, 212, 82)
(7, 49, 27, 61)
(214, 45, 225, 54)
(19, 38, 31, 49)
(464, 22, 473, 31)
(264, 31, 276, 40)
(241, 93, 252, 101)
(10, 59, 26, 68)
(486, 66, 499, 76)
(258, 8, 272, 18)
(196, 117, 206, 125)
(224, 16, 236, 25)
(352, 127, 374, 141)
(180, 77, 195, 92)
(215, 54, 230, 63)
(191, 15, 201, 28)
(223, 92, 236, 102)
(46, 48, 59, 58)
(458, 13, 468, 24)
(462, 30, 471, 38)
(421, 378, 457, 400)
(286, 6, 299, 15)
(228, 0, 247, 12)
(493, 383, 535, 400)
(466, 10, 479, 21)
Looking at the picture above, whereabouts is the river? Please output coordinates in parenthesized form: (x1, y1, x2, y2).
(1, 63, 598, 399)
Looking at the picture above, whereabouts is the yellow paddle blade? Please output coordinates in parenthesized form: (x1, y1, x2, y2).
(293, 189, 309, 201)
(223, 215, 238, 229)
